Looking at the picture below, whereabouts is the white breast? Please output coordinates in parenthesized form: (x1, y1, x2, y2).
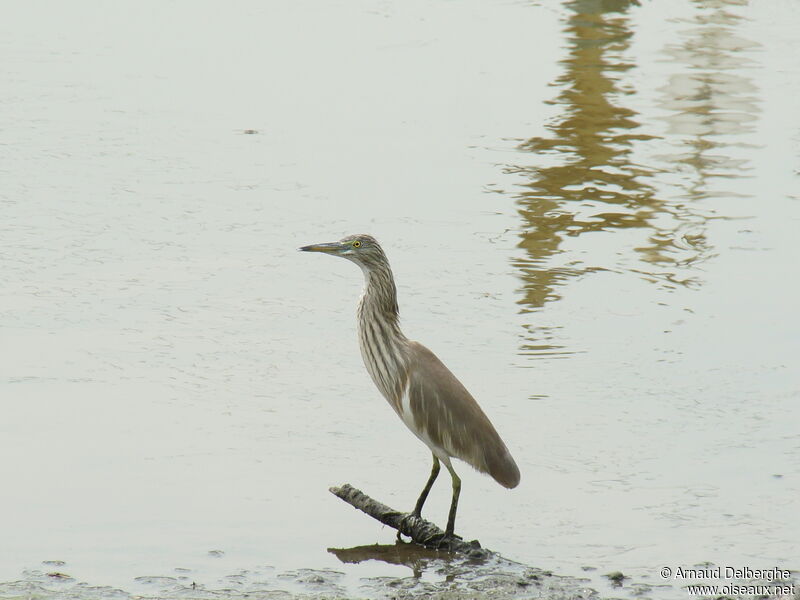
(396, 384, 452, 463)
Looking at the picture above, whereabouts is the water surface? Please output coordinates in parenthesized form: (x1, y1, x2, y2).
(1, 0, 798, 598)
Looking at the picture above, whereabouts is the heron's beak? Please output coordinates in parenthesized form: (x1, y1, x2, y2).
(298, 242, 342, 254)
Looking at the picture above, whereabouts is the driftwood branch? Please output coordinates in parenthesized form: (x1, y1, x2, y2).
(329, 483, 490, 558)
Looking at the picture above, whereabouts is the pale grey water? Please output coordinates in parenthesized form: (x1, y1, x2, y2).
(2, 1, 799, 598)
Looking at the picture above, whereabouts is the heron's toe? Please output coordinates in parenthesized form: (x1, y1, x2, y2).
(425, 531, 463, 550)
(396, 512, 420, 540)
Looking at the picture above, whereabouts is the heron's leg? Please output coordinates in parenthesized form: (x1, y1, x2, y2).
(413, 454, 441, 517)
(397, 455, 440, 541)
(443, 460, 461, 538)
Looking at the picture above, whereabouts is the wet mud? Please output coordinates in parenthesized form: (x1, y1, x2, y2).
(3, 553, 796, 600)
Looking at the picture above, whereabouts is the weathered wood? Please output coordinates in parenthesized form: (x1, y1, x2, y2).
(329, 484, 490, 558)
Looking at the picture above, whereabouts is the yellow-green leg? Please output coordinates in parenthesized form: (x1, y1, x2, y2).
(413, 454, 440, 517)
(397, 454, 441, 541)
(444, 460, 461, 537)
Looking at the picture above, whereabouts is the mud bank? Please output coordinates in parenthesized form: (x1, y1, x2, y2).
(3, 551, 796, 600)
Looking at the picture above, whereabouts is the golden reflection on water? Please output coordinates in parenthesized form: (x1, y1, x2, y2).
(509, 0, 759, 354)
(658, 0, 760, 197)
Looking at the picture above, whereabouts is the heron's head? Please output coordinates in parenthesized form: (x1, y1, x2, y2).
(299, 234, 389, 272)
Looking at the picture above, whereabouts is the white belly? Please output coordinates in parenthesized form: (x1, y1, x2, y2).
(396, 385, 452, 464)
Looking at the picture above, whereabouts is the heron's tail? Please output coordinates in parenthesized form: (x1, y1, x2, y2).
(486, 443, 520, 489)
(455, 424, 520, 489)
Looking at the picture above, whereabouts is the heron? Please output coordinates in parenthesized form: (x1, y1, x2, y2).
(300, 234, 520, 541)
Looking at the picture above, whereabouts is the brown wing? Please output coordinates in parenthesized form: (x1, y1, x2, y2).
(406, 341, 520, 489)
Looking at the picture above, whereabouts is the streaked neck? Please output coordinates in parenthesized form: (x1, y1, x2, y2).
(356, 265, 408, 404)
(357, 265, 406, 342)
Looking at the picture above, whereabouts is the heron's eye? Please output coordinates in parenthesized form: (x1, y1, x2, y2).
(352, 240, 362, 248)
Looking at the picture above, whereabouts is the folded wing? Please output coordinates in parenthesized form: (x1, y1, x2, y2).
(405, 341, 520, 489)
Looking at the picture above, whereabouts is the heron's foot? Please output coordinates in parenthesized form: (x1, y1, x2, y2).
(424, 531, 463, 550)
(396, 511, 422, 541)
